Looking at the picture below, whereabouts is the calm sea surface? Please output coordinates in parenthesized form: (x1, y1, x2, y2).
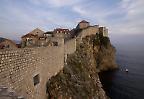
(99, 44, 144, 99)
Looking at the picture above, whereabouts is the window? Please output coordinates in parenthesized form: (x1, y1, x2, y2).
(53, 42, 58, 46)
(28, 38, 33, 44)
(33, 74, 40, 86)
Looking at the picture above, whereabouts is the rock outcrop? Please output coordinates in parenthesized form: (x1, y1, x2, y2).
(46, 35, 117, 99)
(96, 37, 117, 71)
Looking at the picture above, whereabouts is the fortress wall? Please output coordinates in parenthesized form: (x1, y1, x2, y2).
(0, 43, 64, 99)
(77, 26, 99, 42)
(64, 38, 76, 63)
(65, 38, 76, 55)
(64, 26, 98, 58)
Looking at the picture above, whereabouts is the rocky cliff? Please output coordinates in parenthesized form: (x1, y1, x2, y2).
(46, 35, 117, 99)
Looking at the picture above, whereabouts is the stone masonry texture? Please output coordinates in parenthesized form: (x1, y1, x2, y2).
(0, 44, 64, 99)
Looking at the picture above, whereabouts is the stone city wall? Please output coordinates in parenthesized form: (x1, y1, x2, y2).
(64, 38, 76, 63)
(0, 43, 64, 99)
(65, 38, 76, 55)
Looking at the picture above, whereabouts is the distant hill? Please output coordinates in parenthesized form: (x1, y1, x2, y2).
(0, 37, 21, 44)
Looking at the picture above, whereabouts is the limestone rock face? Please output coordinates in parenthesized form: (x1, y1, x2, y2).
(96, 43, 118, 71)
(46, 35, 117, 99)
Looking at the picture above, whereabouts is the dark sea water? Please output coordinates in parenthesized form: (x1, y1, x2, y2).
(99, 44, 144, 99)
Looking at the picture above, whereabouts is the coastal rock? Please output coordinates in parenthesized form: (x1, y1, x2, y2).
(96, 43, 118, 71)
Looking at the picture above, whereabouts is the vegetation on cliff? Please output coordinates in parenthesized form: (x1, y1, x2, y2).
(46, 35, 117, 99)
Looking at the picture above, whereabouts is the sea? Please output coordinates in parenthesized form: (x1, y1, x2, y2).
(99, 43, 144, 99)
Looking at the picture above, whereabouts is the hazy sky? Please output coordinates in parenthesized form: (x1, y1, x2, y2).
(0, 0, 144, 40)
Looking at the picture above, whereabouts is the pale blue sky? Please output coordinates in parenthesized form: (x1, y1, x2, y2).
(0, 0, 144, 41)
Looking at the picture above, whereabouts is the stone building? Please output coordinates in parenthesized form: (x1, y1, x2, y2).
(28, 28, 45, 37)
(21, 28, 45, 47)
(37, 36, 63, 47)
(53, 28, 70, 38)
(21, 29, 66, 47)
(76, 20, 90, 29)
(38, 37, 47, 46)
(99, 27, 108, 37)
(21, 21, 109, 48)
(75, 20, 100, 42)
(21, 34, 39, 47)
(74, 20, 109, 41)
(44, 31, 53, 37)
(0, 37, 17, 49)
